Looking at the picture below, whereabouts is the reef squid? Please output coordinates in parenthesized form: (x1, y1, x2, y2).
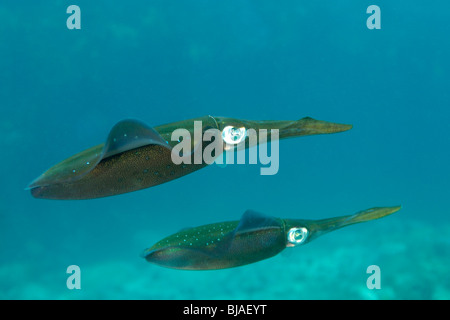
(142, 206, 401, 270)
(28, 115, 352, 200)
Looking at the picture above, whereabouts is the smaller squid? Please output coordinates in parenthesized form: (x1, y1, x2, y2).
(142, 206, 401, 270)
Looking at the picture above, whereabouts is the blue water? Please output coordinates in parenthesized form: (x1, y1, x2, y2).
(1, 1, 449, 299)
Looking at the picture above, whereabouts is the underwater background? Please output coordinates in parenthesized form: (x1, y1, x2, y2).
(1, 0, 449, 299)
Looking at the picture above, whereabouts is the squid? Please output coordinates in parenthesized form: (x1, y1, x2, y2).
(28, 115, 352, 199)
(142, 206, 401, 270)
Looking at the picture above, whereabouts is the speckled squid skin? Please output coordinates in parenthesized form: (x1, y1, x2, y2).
(29, 116, 218, 200)
(30, 144, 207, 200)
(143, 218, 287, 270)
(29, 115, 352, 200)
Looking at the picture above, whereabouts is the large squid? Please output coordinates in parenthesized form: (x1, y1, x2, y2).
(142, 206, 401, 270)
(28, 115, 352, 200)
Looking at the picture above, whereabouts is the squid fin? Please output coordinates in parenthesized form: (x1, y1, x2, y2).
(212, 210, 283, 256)
(102, 119, 171, 159)
(235, 210, 283, 234)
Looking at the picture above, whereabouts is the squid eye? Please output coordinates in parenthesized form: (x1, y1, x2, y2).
(222, 126, 247, 145)
(287, 227, 309, 247)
